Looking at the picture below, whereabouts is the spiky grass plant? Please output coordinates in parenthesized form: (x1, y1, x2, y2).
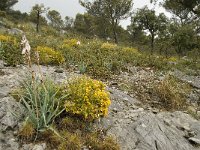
(20, 35, 65, 134)
(20, 75, 65, 133)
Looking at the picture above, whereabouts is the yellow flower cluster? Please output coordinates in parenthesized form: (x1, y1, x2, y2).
(168, 57, 178, 62)
(122, 47, 141, 55)
(0, 35, 16, 45)
(101, 43, 117, 50)
(64, 76, 111, 120)
(36, 46, 65, 65)
(62, 39, 79, 48)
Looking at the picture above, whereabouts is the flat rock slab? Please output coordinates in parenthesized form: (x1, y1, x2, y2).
(100, 88, 200, 150)
(172, 70, 200, 89)
(0, 86, 10, 98)
(102, 111, 200, 150)
(0, 65, 200, 150)
(0, 131, 19, 150)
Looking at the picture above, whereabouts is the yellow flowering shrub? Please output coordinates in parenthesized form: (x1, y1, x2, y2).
(64, 76, 111, 120)
(0, 34, 20, 66)
(36, 46, 65, 65)
(100, 43, 117, 50)
(0, 34, 16, 44)
(62, 39, 79, 48)
(0, 35, 11, 42)
(168, 57, 178, 62)
(122, 47, 141, 55)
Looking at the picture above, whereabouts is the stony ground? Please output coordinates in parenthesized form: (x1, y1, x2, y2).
(0, 62, 200, 150)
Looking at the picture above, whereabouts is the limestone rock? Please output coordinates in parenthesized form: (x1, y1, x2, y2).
(100, 88, 200, 150)
(0, 97, 22, 131)
(172, 70, 200, 89)
(0, 131, 19, 150)
(21, 143, 46, 150)
(0, 86, 10, 98)
(32, 143, 47, 150)
(0, 60, 4, 69)
(8, 28, 23, 35)
(189, 137, 200, 146)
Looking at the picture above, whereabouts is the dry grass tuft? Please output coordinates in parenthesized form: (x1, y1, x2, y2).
(154, 75, 191, 111)
(18, 122, 35, 142)
(58, 131, 82, 150)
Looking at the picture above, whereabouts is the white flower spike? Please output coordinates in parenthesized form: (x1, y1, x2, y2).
(77, 41, 81, 45)
(21, 35, 31, 55)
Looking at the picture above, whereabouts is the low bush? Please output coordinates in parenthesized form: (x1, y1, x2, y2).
(63, 76, 111, 121)
(36, 46, 65, 65)
(62, 38, 80, 48)
(100, 42, 117, 50)
(0, 34, 22, 66)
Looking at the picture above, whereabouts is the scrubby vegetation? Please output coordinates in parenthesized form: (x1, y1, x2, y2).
(14, 53, 117, 149)
(1, 0, 200, 149)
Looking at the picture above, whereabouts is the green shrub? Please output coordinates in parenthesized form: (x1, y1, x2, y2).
(0, 34, 22, 66)
(63, 76, 111, 121)
(36, 46, 65, 65)
(62, 39, 79, 48)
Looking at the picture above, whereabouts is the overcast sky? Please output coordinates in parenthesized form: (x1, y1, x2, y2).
(14, 0, 170, 28)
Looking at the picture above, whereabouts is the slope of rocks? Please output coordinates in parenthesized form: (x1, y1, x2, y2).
(0, 63, 200, 150)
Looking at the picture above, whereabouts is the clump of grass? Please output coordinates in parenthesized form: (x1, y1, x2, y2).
(10, 88, 24, 102)
(187, 109, 200, 120)
(59, 117, 87, 131)
(18, 121, 35, 142)
(58, 131, 82, 150)
(85, 132, 120, 150)
(154, 75, 191, 111)
(101, 136, 120, 150)
(39, 129, 62, 148)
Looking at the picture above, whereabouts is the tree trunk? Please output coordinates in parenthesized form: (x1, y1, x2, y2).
(113, 27, 118, 44)
(151, 33, 154, 55)
(112, 19, 118, 44)
(36, 11, 40, 33)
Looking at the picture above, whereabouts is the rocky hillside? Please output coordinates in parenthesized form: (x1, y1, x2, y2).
(0, 59, 200, 150)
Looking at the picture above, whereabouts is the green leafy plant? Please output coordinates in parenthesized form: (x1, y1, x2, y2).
(78, 62, 87, 74)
